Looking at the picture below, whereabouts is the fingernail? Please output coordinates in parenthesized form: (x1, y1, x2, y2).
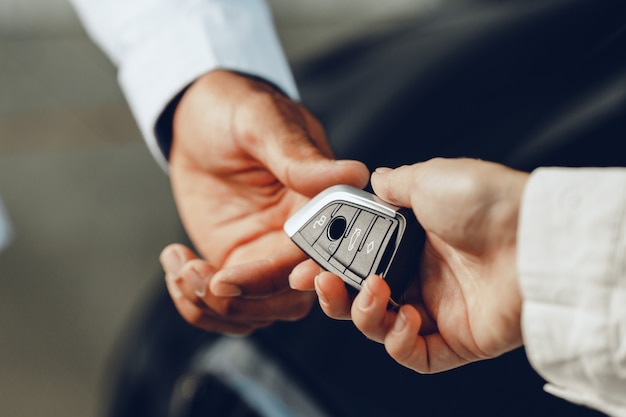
(314, 275, 329, 306)
(212, 281, 242, 297)
(357, 283, 374, 311)
(161, 247, 183, 274)
(288, 274, 296, 290)
(165, 272, 183, 299)
(288, 272, 301, 290)
(374, 167, 392, 174)
(288, 268, 300, 290)
(392, 310, 408, 334)
(186, 267, 206, 297)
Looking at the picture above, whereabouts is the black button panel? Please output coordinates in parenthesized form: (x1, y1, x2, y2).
(349, 216, 394, 278)
(333, 210, 376, 270)
(299, 202, 398, 282)
(313, 204, 359, 260)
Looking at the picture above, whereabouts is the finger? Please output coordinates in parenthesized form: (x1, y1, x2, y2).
(372, 158, 524, 225)
(289, 259, 323, 291)
(351, 275, 396, 343)
(175, 258, 217, 301)
(165, 272, 184, 300)
(383, 306, 428, 372)
(205, 290, 316, 323)
(370, 164, 424, 208)
(158, 243, 310, 333)
(160, 243, 199, 276)
(174, 257, 315, 322)
(210, 248, 305, 298)
(164, 262, 267, 335)
(174, 291, 308, 332)
(314, 272, 353, 320)
(371, 158, 478, 208)
(371, 160, 464, 241)
(384, 305, 467, 374)
(171, 267, 314, 330)
(171, 295, 268, 336)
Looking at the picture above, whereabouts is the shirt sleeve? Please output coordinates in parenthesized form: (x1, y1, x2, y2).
(518, 167, 626, 417)
(69, 0, 299, 170)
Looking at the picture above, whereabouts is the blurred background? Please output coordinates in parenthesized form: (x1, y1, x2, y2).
(0, 1, 437, 416)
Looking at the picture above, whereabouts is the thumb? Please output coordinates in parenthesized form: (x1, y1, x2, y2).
(372, 158, 526, 252)
(370, 164, 425, 209)
(282, 154, 370, 197)
(239, 98, 369, 197)
(370, 161, 454, 238)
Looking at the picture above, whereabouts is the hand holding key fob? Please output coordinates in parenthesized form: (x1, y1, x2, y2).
(284, 185, 425, 305)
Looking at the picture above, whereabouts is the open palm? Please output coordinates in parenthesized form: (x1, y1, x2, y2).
(161, 71, 369, 334)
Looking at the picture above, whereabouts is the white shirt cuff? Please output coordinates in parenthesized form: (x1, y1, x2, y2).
(518, 167, 626, 416)
(116, 1, 298, 170)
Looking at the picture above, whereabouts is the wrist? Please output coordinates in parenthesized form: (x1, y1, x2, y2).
(501, 170, 529, 348)
(154, 87, 189, 162)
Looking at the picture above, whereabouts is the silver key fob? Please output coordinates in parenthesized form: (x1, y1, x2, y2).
(284, 185, 424, 304)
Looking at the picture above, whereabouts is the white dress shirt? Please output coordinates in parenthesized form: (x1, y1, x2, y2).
(70, 1, 626, 414)
(70, 0, 298, 171)
(519, 168, 626, 417)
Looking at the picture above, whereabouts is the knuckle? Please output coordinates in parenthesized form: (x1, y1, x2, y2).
(352, 313, 372, 333)
(180, 306, 205, 327)
(214, 298, 240, 318)
(275, 293, 314, 322)
(385, 340, 406, 361)
(238, 89, 306, 134)
(238, 90, 276, 122)
(358, 317, 386, 341)
(286, 298, 314, 321)
(386, 342, 415, 369)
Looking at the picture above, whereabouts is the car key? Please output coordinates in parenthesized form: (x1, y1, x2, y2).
(284, 185, 425, 305)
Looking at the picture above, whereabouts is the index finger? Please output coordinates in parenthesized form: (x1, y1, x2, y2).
(210, 246, 306, 298)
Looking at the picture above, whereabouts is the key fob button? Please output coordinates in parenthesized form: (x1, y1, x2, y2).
(349, 216, 394, 278)
(327, 216, 347, 241)
(332, 210, 376, 269)
(313, 240, 340, 260)
(313, 204, 359, 260)
(300, 203, 339, 245)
